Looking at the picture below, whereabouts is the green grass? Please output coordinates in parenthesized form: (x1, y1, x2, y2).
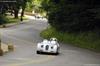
(5, 15, 28, 24)
(40, 27, 100, 52)
(5, 16, 19, 24)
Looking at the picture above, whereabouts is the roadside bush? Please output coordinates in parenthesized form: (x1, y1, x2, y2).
(43, 0, 100, 32)
(0, 15, 7, 25)
(41, 27, 100, 52)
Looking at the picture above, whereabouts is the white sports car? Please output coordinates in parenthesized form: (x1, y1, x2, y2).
(36, 38, 60, 55)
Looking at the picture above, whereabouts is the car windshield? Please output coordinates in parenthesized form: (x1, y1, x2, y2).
(50, 41, 57, 44)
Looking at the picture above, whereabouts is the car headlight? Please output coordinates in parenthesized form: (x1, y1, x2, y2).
(41, 45, 44, 48)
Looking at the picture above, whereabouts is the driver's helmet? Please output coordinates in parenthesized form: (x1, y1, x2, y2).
(50, 38, 57, 44)
(43, 39, 48, 43)
(50, 38, 57, 41)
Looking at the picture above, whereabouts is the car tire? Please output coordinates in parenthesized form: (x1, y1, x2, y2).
(55, 52, 59, 55)
(36, 51, 41, 54)
(55, 48, 59, 55)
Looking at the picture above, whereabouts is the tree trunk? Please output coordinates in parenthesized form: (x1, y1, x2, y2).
(20, 7, 25, 21)
(21, 8, 25, 17)
(14, 9, 19, 19)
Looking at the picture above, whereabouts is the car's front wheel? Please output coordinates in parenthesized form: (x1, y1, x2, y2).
(54, 52, 59, 55)
(36, 51, 41, 54)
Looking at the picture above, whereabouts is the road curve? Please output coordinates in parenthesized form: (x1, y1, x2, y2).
(0, 19, 100, 66)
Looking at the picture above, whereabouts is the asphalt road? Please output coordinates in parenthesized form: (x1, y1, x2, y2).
(0, 19, 100, 66)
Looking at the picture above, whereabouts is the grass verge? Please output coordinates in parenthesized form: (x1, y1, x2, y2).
(40, 27, 100, 52)
(5, 16, 19, 24)
(5, 15, 28, 24)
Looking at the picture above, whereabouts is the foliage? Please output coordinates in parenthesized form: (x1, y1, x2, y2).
(26, 0, 40, 12)
(0, 15, 27, 25)
(41, 27, 100, 52)
(25, 0, 47, 16)
(0, 15, 7, 25)
(14, 0, 29, 18)
(0, 0, 31, 21)
(25, 2, 33, 12)
(41, 0, 100, 32)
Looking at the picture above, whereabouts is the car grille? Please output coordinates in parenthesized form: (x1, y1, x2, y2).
(45, 45, 49, 50)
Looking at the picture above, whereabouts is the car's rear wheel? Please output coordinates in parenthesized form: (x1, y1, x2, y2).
(55, 48, 59, 55)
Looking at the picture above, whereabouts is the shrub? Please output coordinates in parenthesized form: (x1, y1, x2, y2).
(42, 0, 100, 32)
(0, 15, 7, 25)
(41, 27, 100, 52)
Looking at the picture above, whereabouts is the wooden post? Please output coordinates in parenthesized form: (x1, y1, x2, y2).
(0, 37, 3, 56)
(0, 39, 1, 49)
(8, 44, 14, 51)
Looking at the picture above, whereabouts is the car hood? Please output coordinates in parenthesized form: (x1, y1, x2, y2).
(38, 42, 57, 46)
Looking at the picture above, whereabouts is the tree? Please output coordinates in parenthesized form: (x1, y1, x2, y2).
(41, 0, 100, 32)
(13, 0, 31, 19)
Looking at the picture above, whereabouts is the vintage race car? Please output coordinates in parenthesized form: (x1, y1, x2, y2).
(36, 38, 60, 55)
